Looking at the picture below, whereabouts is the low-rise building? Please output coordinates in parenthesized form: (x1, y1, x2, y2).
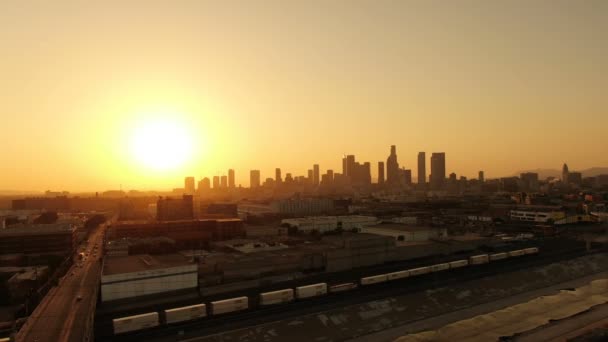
(361, 224, 448, 243)
(281, 215, 379, 234)
(0, 223, 76, 256)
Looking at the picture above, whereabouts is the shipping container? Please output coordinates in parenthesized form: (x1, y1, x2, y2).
(489, 252, 508, 261)
(329, 282, 357, 293)
(259, 289, 294, 306)
(113, 312, 159, 334)
(508, 249, 526, 257)
(469, 254, 489, 265)
(524, 247, 539, 255)
(360, 274, 388, 285)
(164, 304, 207, 324)
(430, 263, 450, 272)
(211, 296, 249, 315)
(408, 266, 431, 276)
(449, 260, 469, 269)
(295, 283, 327, 299)
(387, 270, 410, 281)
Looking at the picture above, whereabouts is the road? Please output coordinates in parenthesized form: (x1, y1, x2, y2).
(15, 224, 105, 342)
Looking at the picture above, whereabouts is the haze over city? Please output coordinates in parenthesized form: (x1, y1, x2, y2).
(1, 0, 607, 192)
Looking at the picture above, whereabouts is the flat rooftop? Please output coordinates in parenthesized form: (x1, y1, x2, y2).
(366, 223, 441, 232)
(0, 223, 75, 236)
(102, 254, 194, 276)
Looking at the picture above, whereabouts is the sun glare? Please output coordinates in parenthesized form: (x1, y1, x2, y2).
(129, 117, 193, 171)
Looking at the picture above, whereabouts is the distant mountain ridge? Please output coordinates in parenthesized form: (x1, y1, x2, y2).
(514, 167, 608, 179)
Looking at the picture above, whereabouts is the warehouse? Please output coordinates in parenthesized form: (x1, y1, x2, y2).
(280, 216, 379, 234)
(361, 224, 448, 243)
(101, 254, 198, 302)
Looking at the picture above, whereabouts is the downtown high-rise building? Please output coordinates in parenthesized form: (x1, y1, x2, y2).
(275, 168, 282, 183)
(198, 177, 211, 192)
(430, 152, 446, 190)
(184, 177, 195, 194)
(478, 171, 485, 183)
(228, 169, 235, 188)
(417, 152, 426, 185)
(386, 145, 400, 184)
(562, 163, 569, 184)
(220, 175, 228, 188)
(307, 169, 313, 183)
(313, 164, 320, 186)
(212, 176, 220, 189)
(345, 155, 356, 179)
(377, 162, 385, 184)
(250, 170, 261, 188)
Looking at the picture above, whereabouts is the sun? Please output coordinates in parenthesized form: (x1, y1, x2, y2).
(129, 117, 193, 171)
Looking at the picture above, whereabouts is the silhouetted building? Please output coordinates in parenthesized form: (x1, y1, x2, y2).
(377, 162, 385, 185)
(0, 223, 76, 256)
(386, 145, 400, 185)
(250, 170, 261, 188)
(313, 164, 320, 186)
(417, 152, 426, 185)
(275, 168, 282, 183)
(345, 155, 356, 179)
(185, 177, 195, 195)
(212, 176, 220, 189)
(562, 163, 569, 184)
(500, 177, 519, 192)
(430, 153, 446, 190)
(202, 203, 238, 218)
(479, 171, 485, 183)
(402, 169, 412, 185)
(156, 195, 194, 221)
(228, 169, 235, 188)
(307, 169, 313, 183)
(568, 172, 582, 186)
(285, 173, 293, 183)
(520, 172, 539, 192)
(198, 177, 211, 193)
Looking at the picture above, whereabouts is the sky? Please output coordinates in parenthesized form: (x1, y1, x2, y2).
(0, 0, 606, 191)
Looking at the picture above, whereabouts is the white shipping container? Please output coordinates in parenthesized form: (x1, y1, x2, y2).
(524, 247, 539, 255)
(360, 274, 388, 285)
(259, 289, 294, 305)
(211, 297, 249, 315)
(329, 283, 357, 293)
(387, 270, 410, 281)
(430, 263, 450, 272)
(469, 254, 489, 265)
(164, 304, 207, 324)
(409, 266, 431, 276)
(449, 260, 469, 269)
(296, 283, 327, 299)
(508, 249, 526, 257)
(113, 312, 159, 334)
(490, 252, 508, 261)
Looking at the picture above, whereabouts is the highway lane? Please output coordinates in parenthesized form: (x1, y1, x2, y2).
(16, 224, 105, 342)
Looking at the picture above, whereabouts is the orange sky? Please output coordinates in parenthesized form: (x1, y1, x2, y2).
(0, 1, 606, 191)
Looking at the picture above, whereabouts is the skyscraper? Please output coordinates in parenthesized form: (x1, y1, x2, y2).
(386, 145, 399, 184)
(275, 168, 282, 183)
(377, 162, 385, 184)
(184, 177, 195, 194)
(212, 176, 220, 189)
(220, 175, 228, 188)
(198, 177, 211, 192)
(307, 169, 313, 183)
(417, 152, 426, 185)
(562, 163, 569, 184)
(403, 169, 412, 185)
(228, 169, 235, 188)
(250, 170, 261, 188)
(313, 164, 320, 186)
(346, 155, 356, 179)
(430, 153, 446, 190)
(478, 171, 485, 183)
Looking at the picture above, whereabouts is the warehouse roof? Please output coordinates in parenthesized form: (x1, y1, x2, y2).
(0, 223, 75, 236)
(102, 254, 195, 276)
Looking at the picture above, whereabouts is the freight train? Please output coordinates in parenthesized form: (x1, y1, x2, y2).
(111, 247, 539, 335)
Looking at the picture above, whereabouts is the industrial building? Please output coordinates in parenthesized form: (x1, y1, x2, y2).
(156, 195, 194, 221)
(280, 216, 380, 234)
(106, 219, 244, 248)
(101, 254, 198, 302)
(510, 205, 566, 223)
(361, 224, 448, 243)
(0, 223, 76, 256)
(271, 198, 334, 216)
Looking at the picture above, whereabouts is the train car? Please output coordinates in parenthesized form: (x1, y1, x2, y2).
(408, 266, 431, 276)
(296, 283, 327, 299)
(508, 249, 526, 257)
(469, 254, 490, 265)
(113, 312, 159, 335)
(361, 274, 388, 285)
(259, 289, 294, 306)
(164, 304, 207, 324)
(329, 283, 358, 293)
(489, 252, 508, 261)
(524, 247, 539, 255)
(387, 270, 410, 281)
(449, 260, 469, 269)
(211, 296, 249, 315)
(430, 263, 450, 272)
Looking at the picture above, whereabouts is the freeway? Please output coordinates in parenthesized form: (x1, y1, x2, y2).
(15, 224, 105, 342)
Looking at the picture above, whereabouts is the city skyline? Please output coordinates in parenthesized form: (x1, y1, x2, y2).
(1, 1, 607, 191)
